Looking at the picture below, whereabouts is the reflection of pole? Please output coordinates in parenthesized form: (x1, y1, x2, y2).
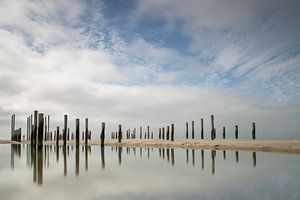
(171, 148, 175, 166)
(32, 146, 36, 183)
(63, 146, 67, 176)
(118, 147, 122, 165)
(100, 146, 105, 169)
(201, 149, 204, 170)
(37, 148, 43, 185)
(211, 150, 215, 175)
(192, 149, 195, 166)
(252, 152, 256, 167)
(85, 145, 88, 171)
(223, 150, 226, 160)
(75, 146, 79, 176)
(186, 149, 189, 164)
(235, 151, 239, 162)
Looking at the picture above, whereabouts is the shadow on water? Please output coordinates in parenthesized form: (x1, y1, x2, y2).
(10, 144, 259, 185)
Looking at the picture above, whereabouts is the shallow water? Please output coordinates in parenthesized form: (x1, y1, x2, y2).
(0, 144, 299, 200)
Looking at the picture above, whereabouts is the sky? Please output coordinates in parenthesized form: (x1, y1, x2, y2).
(0, 0, 300, 139)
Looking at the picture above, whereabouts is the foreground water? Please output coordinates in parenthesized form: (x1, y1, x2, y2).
(0, 144, 299, 200)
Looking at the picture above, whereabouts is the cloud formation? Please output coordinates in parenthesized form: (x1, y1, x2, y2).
(0, 0, 299, 139)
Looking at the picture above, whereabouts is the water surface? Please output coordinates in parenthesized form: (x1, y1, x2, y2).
(1, 144, 299, 200)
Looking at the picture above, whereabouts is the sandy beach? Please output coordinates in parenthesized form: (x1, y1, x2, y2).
(2, 139, 300, 154)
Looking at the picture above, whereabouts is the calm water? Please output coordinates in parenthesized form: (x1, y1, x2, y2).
(1, 144, 300, 200)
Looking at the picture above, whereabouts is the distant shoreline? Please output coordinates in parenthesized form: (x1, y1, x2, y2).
(1, 139, 300, 154)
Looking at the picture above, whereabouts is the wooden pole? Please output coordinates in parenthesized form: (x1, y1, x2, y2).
(85, 118, 88, 145)
(147, 126, 150, 139)
(159, 128, 161, 139)
(201, 118, 204, 139)
(118, 124, 122, 143)
(33, 111, 38, 146)
(64, 115, 67, 146)
(192, 120, 195, 139)
(252, 122, 256, 139)
(186, 122, 188, 139)
(76, 119, 80, 146)
(30, 114, 33, 141)
(140, 127, 142, 139)
(162, 127, 165, 140)
(235, 125, 238, 139)
(11, 114, 15, 141)
(222, 126, 225, 139)
(101, 122, 105, 146)
(171, 124, 174, 141)
(166, 126, 170, 140)
(44, 116, 47, 141)
(47, 115, 50, 141)
(56, 126, 59, 146)
(38, 113, 44, 148)
(210, 115, 215, 140)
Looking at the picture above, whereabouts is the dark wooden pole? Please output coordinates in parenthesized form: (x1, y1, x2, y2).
(211, 115, 215, 140)
(166, 126, 170, 140)
(47, 115, 50, 141)
(171, 124, 174, 141)
(192, 120, 195, 139)
(85, 118, 88, 145)
(162, 127, 165, 140)
(30, 114, 33, 141)
(76, 119, 80, 146)
(186, 122, 188, 139)
(63, 115, 67, 146)
(38, 113, 44, 148)
(147, 126, 150, 139)
(11, 114, 15, 141)
(44, 116, 47, 141)
(118, 124, 122, 143)
(252, 122, 256, 139)
(140, 127, 142, 139)
(201, 118, 204, 139)
(159, 128, 161, 139)
(33, 111, 38, 146)
(101, 122, 105, 146)
(235, 125, 238, 139)
(222, 126, 226, 139)
(56, 126, 59, 146)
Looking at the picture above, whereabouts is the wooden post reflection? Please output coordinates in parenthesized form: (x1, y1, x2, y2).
(223, 150, 226, 160)
(75, 146, 79, 176)
(235, 151, 239, 163)
(63, 146, 67, 176)
(201, 149, 204, 170)
(166, 148, 170, 162)
(186, 149, 189, 164)
(100, 146, 105, 169)
(252, 152, 256, 167)
(85, 145, 88, 171)
(171, 148, 175, 166)
(192, 149, 195, 166)
(118, 147, 122, 165)
(37, 147, 43, 185)
(211, 150, 215, 175)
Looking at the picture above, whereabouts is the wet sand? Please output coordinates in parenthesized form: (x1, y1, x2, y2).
(1, 139, 300, 154)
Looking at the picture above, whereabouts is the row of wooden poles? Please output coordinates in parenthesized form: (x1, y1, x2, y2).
(19, 110, 106, 148)
(13, 111, 256, 147)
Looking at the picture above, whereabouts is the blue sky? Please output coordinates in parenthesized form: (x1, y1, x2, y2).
(0, 0, 299, 138)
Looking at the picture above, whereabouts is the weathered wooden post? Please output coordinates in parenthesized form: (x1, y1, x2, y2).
(44, 116, 47, 141)
(76, 119, 80, 146)
(33, 110, 38, 146)
(151, 131, 153, 139)
(252, 122, 256, 139)
(118, 124, 122, 143)
(47, 115, 50, 141)
(140, 127, 142, 139)
(211, 115, 215, 140)
(222, 126, 226, 139)
(162, 127, 165, 140)
(67, 128, 70, 141)
(235, 125, 238, 139)
(201, 118, 204, 139)
(26, 116, 29, 141)
(64, 115, 68, 146)
(101, 122, 105, 146)
(56, 126, 59, 146)
(147, 126, 150, 139)
(166, 126, 170, 140)
(38, 113, 44, 148)
(171, 124, 174, 141)
(85, 118, 88, 145)
(192, 120, 195, 139)
(11, 114, 15, 141)
(186, 122, 188, 139)
(159, 128, 161, 139)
